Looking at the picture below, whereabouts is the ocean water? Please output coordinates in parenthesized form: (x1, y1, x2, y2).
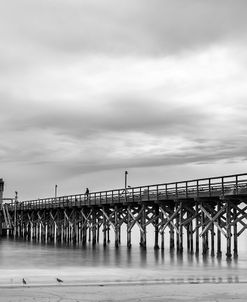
(0, 237, 246, 287)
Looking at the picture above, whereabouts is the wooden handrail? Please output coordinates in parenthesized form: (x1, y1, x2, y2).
(12, 172, 247, 209)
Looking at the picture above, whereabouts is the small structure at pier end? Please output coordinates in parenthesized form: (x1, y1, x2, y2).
(0, 178, 4, 235)
(1, 173, 247, 260)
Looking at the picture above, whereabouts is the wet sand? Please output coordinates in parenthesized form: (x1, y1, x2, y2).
(0, 282, 246, 302)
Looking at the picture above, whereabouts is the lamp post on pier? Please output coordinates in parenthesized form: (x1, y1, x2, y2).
(14, 191, 18, 237)
(125, 171, 128, 190)
(125, 171, 128, 202)
(55, 184, 58, 199)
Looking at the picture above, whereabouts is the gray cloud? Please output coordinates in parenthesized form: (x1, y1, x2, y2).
(1, 93, 247, 173)
(0, 95, 211, 138)
(1, 0, 247, 198)
(0, 0, 247, 60)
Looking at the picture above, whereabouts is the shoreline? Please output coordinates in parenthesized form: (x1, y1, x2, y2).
(0, 282, 246, 302)
(0, 277, 245, 288)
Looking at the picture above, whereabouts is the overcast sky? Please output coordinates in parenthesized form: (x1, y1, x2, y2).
(1, 0, 247, 200)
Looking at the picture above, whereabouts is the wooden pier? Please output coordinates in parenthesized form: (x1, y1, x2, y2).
(1, 173, 247, 259)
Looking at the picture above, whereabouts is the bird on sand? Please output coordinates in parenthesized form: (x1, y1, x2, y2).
(22, 278, 27, 285)
(56, 278, 63, 283)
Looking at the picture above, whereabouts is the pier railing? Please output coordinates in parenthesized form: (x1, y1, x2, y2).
(7, 173, 247, 211)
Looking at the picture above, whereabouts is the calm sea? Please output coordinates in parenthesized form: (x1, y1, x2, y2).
(0, 237, 246, 286)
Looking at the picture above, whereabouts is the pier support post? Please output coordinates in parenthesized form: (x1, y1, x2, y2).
(226, 200, 232, 260)
(169, 223, 175, 251)
(201, 202, 207, 256)
(82, 211, 87, 246)
(115, 206, 119, 248)
(176, 210, 180, 252)
(154, 205, 159, 249)
(195, 202, 200, 255)
(211, 224, 215, 257)
(127, 206, 131, 248)
(140, 205, 146, 249)
(118, 224, 121, 245)
(56, 211, 62, 243)
(186, 225, 190, 253)
(161, 209, 165, 250)
(88, 224, 91, 243)
(187, 220, 193, 254)
(178, 202, 183, 253)
(107, 221, 110, 244)
(97, 222, 100, 244)
(103, 207, 107, 247)
(168, 207, 175, 251)
(217, 200, 222, 258)
(92, 209, 97, 247)
(0, 179, 4, 237)
(205, 228, 209, 254)
(57, 218, 62, 244)
(0, 212, 2, 237)
(72, 223, 77, 245)
(233, 206, 238, 258)
(190, 220, 194, 253)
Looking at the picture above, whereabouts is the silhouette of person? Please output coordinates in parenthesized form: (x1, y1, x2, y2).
(85, 188, 89, 196)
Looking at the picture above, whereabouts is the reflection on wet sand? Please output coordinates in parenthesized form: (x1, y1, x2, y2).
(0, 237, 246, 286)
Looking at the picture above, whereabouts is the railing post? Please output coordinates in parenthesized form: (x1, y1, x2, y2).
(235, 175, 238, 195)
(221, 177, 224, 197)
(209, 178, 211, 197)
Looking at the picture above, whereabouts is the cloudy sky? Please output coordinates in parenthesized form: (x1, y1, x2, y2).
(1, 0, 247, 200)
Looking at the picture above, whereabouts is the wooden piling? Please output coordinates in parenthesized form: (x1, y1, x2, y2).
(161, 210, 165, 250)
(92, 210, 97, 247)
(115, 206, 119, 248)
(226, 200, 232, 260)
(201, 202, 207, 256)
(154, 205, 159, 249)
(82, 214, 87, 246)
(103, 208, 107, 247)
(141, 206, 146, 249)
(179, 202, 183, 253)
(107, 223, 110, 243)
(127, 206, 131, 248)
(233, 206, 238, 258)
(169, 222, 175, 251)
(217, 200, 222, 258)
(211, 224, 215, 257)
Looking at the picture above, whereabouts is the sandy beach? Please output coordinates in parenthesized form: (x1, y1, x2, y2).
(0, 282, 246, 302)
